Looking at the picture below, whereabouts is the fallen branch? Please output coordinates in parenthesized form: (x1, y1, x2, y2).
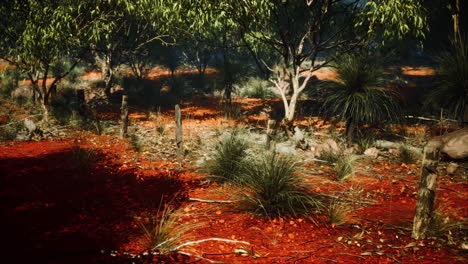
(173, 238, 250, 251)
(339, 253, 366, 259)
(188, 198, 236, 203)
(318, 193, 378, 205)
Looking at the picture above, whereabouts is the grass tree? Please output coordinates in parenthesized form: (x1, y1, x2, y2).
(220, 0, 426, 132)
(426, 38, 468, 125)
(321, 53, 400, 142)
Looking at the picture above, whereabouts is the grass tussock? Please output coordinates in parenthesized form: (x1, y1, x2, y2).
(71, 145, 96, 175)
(135, 203, 191, 253)
(204, 133, 248, 183)
(356, 133, 376, 154)
(130, 134, 145, 153)
(237, 152, 322, 217)
(326, 199, 351, 226)
(428, 208, 465, 238)
(319, 149, 342, 164)
(334, 155, 356, 181)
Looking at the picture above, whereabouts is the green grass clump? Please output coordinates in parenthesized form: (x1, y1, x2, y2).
(136, 203, 190, 253)
(204, 133, 248, 183)
(237, 152, 322, 217)
(326, 199, 351, 226)
(334, 155, 356, 181)
(356, 133, 376, 154)
(71, 145, 96, 175)
(319, 150, 342, 164)
(130, 134, 144, 152)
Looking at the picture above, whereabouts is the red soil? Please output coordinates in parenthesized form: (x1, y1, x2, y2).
(1, 99, 466, 264)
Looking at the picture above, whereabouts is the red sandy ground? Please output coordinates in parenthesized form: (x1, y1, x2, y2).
(0, 68, 466, 263)
(1, 98, 467, 264)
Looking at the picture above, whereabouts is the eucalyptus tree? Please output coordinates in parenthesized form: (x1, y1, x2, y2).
(0, 0, 93, 122)
(221, 0, 427, 131)
(89, 0, 186, 97)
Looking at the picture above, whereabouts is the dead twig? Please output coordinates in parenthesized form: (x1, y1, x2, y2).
(318, 193, 378, 205)
(188, 198, 236, 203)
(173, 238, 250, 251)
(339, 253, 366, 259)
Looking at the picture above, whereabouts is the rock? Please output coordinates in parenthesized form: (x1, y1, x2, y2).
(344, 146, 357, 155)
(293, 127, 305, 142)
(364, 147, 379, 158)
(311, 139, 340, 158)
(276, 141, 297, 155)
(446, 162, 458, 174)
(24, 118, 36, 133)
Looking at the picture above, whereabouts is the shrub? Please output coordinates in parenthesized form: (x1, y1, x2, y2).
(239, 77, 275, 99)
(237, 152, 322, 217)
(0, 66, 22, 98)
(334, 155, 356, 181)
(426, 38, 468, 122)
(204, 133, 248, 183)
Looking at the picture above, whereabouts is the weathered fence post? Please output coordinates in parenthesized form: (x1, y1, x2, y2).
(412, 146, 440, 239)
(120, 95, 129, 138)
(175, 104, 183, 157)
(266, 119, 276, 150)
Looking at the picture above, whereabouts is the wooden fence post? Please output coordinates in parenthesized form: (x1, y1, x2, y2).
(175, 104, 183, 157)
(412, 146, 440, 239)
(266, 119, 276, 150)
(120, 95, 129, 138)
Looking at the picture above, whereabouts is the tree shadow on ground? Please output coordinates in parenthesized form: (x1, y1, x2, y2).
(0, 147, 189, 264)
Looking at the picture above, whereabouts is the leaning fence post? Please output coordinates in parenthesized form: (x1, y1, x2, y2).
(120, 95, 129, 138)
(266, 119, 276, 150)
(175, 104, 184, 158)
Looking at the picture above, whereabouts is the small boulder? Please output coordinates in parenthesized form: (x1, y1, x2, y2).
(446, 162, 458, 174)
(311, 139, 340, 158)
(364, 147, 379, 158)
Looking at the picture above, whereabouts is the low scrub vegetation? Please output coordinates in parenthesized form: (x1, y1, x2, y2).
(204, 133, 248, 183)
(237, 152, 322, 217)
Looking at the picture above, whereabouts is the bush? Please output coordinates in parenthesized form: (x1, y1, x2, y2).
(51, 88, 80, 125)
(204, 133, 248, 183)
(334, 155, 356, 181)
(237, 152, 322, 217)
(426, 38, 468, 122)
(0, 66, 22, 98)
(239, 77, 275, 99)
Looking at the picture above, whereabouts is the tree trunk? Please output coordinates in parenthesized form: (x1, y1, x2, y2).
(175, 104, 183, 158)
(463, 102, 468, 127)
(120, 95, 128, 138)
(412, 146, 440, 240)
(266, 119, 276, 150)
(346, 119, 355, 143)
